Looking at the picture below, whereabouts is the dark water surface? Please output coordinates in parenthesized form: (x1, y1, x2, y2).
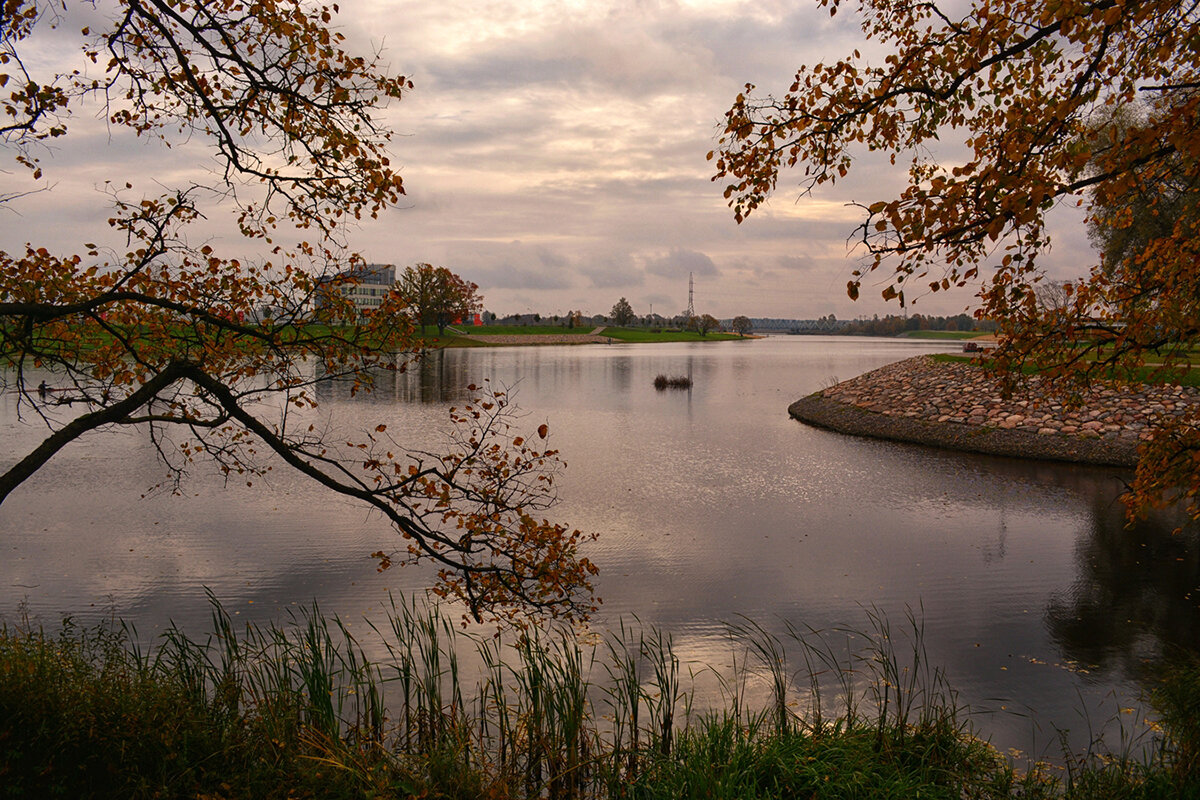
(4, 336, 1198, 759)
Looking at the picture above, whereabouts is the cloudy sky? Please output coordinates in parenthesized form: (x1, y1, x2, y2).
(3, 0, 1093, 320)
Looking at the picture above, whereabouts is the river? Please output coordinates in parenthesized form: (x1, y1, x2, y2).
(3, 335, 1198, 760)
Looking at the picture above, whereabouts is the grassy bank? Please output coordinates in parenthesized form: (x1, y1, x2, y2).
(2, 598, 1196, 799)
(453, 325, 602, 336)
(932, 352, 1200, 388)
(602, 327, 745, 343)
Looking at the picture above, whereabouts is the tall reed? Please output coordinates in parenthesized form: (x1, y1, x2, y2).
(2, 594, 1192, 799)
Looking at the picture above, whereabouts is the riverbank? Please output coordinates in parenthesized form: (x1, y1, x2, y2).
(5, 599, 1195, 799)
(452, 331, 612, 345)
(789, 355, 1200, 467)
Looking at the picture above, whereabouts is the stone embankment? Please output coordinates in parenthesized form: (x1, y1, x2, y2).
(789, 355, 1200, 467)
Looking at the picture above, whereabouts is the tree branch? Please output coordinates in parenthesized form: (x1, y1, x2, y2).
(0, 361, 193, 504)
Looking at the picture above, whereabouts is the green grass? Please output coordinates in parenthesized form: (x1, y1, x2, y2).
(931, 352, 1200, 388)
(2, 598, 1195, 799)
(602, 326, 746, 343)
(461, 325, 601, 336)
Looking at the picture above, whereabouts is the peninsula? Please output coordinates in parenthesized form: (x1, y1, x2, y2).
(789, 355, 1200, 467)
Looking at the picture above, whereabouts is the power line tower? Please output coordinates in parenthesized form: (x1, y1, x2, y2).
(685, 272, 695, 320)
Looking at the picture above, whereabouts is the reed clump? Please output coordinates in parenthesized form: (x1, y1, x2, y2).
(653, 374, 692, 390)
(0, 595, 1194, 799)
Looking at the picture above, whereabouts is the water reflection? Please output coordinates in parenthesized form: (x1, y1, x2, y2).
(1046, 505, 1200, 681)
(3, 336, 1197, 760)
(314, 350, 475, 405)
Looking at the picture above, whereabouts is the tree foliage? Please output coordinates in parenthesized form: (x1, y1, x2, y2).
(0, 0, 595, 622)
(398, 263, 482, 335)
(695, 314, 720, 336)
(609, 297, 635, 327)
(1085, 103, 1200, 285)
(731, 315, 752, 336)
(712, 0, 1200, 520)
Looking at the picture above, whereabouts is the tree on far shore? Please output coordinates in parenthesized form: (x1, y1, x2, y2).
(731, 316, 752, 336)
(610, 297, 636, 326)
(696, 314, 720, 336)
(398, 264, 482, 335)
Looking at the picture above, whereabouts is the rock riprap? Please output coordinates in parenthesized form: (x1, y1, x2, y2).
(788, 355, 1200, 467)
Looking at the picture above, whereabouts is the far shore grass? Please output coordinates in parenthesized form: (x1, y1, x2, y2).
(449, 324, 601, 336)
(3, 598, 1197, 800)
(601, 326, 747, 343)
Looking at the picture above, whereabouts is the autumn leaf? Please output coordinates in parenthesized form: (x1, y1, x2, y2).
(0, 0, 595, 625)
(714, 0, 1200, 523)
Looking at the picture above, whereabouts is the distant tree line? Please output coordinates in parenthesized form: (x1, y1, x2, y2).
(747, 314, 996, 335)
(481, 310, 994, 338)
(837, 313, 997, 337)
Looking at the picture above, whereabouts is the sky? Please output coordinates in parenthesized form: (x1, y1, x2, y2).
(2, 0, 1094, 320)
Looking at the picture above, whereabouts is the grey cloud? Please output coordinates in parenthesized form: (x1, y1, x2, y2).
(415, 2, 852, 104)
(408, 111, 551, 151)
(445, 241, 577, 290)
(778, 254, 816, 272)
(642, 292, 673, 309)
(643, 247, 719, 278)
(424, 22, 717, 98)
(427, 53, 586, 92)
(671, 6, 858, 87)
(534, 247, 570, 269)
(470, 263, 575, 290)
(581, 254, 643, 289)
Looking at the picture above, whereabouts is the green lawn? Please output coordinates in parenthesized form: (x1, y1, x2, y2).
(458, 324, 599, 336)
(932, 352, 1200, 387)
(602, 327, 747, 343)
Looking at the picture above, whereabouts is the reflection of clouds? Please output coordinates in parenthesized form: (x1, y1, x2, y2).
(2, 339, 1190, 762)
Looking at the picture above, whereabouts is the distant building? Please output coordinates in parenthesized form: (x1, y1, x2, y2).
(316, 263, 396, 318)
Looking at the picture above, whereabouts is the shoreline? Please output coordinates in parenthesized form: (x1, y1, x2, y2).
(787, 355, 1200, 468)
(788, 393, 1139, 466)
(452, 332, 612, 345)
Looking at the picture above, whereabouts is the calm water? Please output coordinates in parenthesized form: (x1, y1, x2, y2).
(3, 336, 1198, 759)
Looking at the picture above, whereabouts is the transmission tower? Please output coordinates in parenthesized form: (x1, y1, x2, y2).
(685, 272, 695, 320)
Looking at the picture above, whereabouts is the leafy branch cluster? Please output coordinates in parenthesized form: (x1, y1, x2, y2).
(1, 0, 597, 622)
(713, 0, 1200, 520)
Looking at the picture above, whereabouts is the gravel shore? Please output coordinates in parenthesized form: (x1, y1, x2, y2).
(788, 355, 1200, 467)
